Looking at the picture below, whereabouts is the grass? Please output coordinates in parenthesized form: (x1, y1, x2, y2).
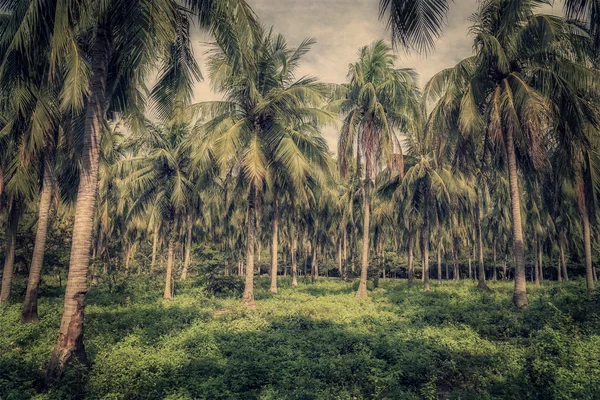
(1, 275, 600, 399)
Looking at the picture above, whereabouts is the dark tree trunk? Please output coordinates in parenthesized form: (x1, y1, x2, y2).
(0, 200, 20, 303)
(408, 235, 414, 284)
(576, 166, 594, 292)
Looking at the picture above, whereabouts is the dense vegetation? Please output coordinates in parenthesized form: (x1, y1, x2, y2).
(0, 0, 599, 397)
(2, 274, 600, 399)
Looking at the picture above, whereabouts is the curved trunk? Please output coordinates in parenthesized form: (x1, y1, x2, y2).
(0, 200, 20, 303)
(46, 24, 111, 382)
(505, 124, 528, 308)
(242, 184, 257, 308)
(534, 238, 541, 286)
(163, 237, 174, 300)
(22, 153, 56, 323)
(181, 214, 193, 281)
(269, 194, 279, 293)
(356, 181, 370, 298)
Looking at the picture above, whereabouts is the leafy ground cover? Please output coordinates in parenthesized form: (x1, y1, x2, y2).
(1, 276, 599, 399)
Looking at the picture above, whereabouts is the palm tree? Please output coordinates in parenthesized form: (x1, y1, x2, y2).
(337, 40, 419, 298)
(379, 0, 599, 52)
(44, 0, 257, 380)
(422, 0, 598, 307)
(192, 28, 333, 307)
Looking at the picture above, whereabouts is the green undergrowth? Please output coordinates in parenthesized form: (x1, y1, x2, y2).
(1, 276, 599, 399)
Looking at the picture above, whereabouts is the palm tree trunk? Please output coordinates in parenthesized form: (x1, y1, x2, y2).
(557, 254, 562, 282)
(422, 213, 430, 292)
(125, 242, 132, 273)
(560, 234, 569, 281)
(291, 218, 298, 287)
(493, 241, 497, 282)
(21, 152, 56, 322)
(534, 238, 540, 286)
(576, 167, 595, 292)
(311, 241, 318, 282)
(46, 24, 111, 382)
(181, 214, 192, 281)
(270, 194, 279, 294)
(163, 237, 174, 300)
(475, 202, 489, 290)
(0, 200, 20, 303)
(343, 227, 348, 280)
(505, 127, 528, 308)
(242, 184, 257, 308)
(151, 223, 159, 271)
(408, 235, 414, 284)
(468, 254, 472, 280)
(356, 181, 370, 298)
(437, 240, 442, 284)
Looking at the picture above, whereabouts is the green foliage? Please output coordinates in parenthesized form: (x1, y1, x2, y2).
(2, 276, 600, 399)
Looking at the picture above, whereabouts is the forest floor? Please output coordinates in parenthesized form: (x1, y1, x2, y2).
(1, 276, 600, 399)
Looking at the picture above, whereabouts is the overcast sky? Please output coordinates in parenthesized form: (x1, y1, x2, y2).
(190, 0, 562, 152)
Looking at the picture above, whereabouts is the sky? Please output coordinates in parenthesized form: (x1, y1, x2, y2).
(190, 0, 562, 152)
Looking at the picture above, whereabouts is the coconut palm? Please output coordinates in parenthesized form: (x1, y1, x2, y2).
(337, 40, 420, 298)
(191, 28, 333, 307)
(380, 0, 600, 52)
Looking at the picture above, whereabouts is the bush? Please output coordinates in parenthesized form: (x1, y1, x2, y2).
(204, 275, 244, 297)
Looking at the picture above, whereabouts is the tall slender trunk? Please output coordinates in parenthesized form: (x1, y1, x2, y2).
(422, 211, 430, 292)
(475, 202, 489, 290)
(0, 200, 20, 303)
(468, 255, 472, 280)
(242, 184, 257, 308)
(20, 149, 59, 322)
(437, 239, 442, 284)
(503, 259, 507, 280)
(181, 214, 193, 281)
(311, 241, 318, 282)
(291, 218, 298, 287)
(337, 240, 343, 277)
(356, 181, 370, 298)
(47, 24, 111, 381)
(560, 234, 569, 281)
(576, 167, 595, 292)
(493, 241, 497, 282)
(505, 125, 528, 308)
(124, 242, 132, 273)
(557, 254, 562, 282)
(534, 238, 541, 286)
(342, 227, 348, 280)
(453, 245, 459, 281)
(163, 237, 174, 300)
(151, 223, 159, 271)
(270, 194, 279, 293)
(408, 235, 414, 284)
